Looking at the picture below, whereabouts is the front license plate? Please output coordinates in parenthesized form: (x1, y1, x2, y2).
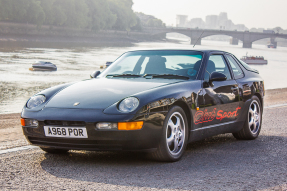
(44, 126, 88, 138)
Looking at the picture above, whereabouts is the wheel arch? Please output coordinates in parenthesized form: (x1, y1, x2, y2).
(170, 100, 193, 131)
(254, 92, 263, 111)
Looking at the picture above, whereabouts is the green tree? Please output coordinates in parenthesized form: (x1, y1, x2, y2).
(108, 0, 137, 31)
(0, 0, 13, 20)
(73, 0, 89, 28)
(274, 27, 283, 33)
(53, 0, 88, 28)
(26, 0, 45, 26)
(85, 0, 116, 31)
(14, 0, 30, 22)
(53, 6, 67, 26)
(0, 0, 148, 31)
(135, 12, 165, 28)
(6, 0, 30, 22)
(39, 0, 56, 25)
(131, 16, 142, 31)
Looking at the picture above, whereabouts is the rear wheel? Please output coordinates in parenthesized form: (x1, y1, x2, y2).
(151, 106, 188, 162)
(40, 147, 69, 154)
(233, 96, 262, 140)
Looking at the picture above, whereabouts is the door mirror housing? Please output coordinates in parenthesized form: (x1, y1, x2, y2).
(90, 71, 101, 78)
(210, 72, 227, 82)
(106, 62, 113, 67)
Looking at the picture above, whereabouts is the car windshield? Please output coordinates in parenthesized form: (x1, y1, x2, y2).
(99, 50, 203, 80)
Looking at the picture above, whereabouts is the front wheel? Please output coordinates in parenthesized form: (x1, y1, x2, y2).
(233, 96, 262, 140)
(151, 106, 189, 162)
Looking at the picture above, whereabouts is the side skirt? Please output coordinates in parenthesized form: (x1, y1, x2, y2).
(188, 120, 244, 142)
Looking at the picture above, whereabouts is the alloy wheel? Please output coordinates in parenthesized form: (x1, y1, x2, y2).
(248, 100, 261, 134)
(166, 112, 185, 155)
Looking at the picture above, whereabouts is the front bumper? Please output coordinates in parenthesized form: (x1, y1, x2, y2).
(21, 108, 166, 151)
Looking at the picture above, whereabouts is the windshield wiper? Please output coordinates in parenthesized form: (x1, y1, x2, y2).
(144, 74, 189, 80)
(106, 74, 142, 78)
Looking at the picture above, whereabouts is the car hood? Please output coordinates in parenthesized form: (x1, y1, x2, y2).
(45, 78, 182, 110)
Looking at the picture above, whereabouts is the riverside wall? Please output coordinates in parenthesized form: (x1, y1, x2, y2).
(0, 21, 164, 43)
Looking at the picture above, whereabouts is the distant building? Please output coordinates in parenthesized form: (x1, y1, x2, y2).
(176, 15, 188, 27)
(234, 24, 247, 31)
(223, 20, 234, 30)
(218, 12, 228, 22)
(187, 18, 205, 29)
(217, 12, 228, 28)
(258, 28, 265, 32)
(174, 12, 249, 31)
(205, 15, 218, 29)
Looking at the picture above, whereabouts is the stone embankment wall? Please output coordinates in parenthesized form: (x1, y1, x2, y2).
(0, 21, 163, 43)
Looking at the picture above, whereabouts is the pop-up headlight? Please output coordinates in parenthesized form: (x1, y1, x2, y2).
(26, 95, 46, 109)
(118, 97, 139, 113)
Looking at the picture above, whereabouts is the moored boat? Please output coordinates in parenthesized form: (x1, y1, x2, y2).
(240, 56, 267, 65)
(29, 61, 57, 71)
(267, 44, 276, 48)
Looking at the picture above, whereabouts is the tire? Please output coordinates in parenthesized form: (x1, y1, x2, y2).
(40, 147, 69, 154)
(233, 96, 262, 140)
(151, 106, 189, 162)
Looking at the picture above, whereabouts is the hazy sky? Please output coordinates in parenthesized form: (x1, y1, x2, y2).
(133, 0, 287, 29)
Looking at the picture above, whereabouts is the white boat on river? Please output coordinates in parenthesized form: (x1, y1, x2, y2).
(240, 56, 268, 65)
(29, 61, 57, 71)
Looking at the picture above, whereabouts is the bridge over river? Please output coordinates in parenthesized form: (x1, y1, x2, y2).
(142, 27, 287, 48)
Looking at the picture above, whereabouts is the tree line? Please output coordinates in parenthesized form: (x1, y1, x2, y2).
(0, 0, 164, 31)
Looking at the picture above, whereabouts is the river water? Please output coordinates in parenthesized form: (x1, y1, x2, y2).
(0, 39, 287, 114)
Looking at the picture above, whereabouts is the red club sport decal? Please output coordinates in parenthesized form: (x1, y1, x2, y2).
(194, 107, 241, 125)
(194, 108, 216, 124)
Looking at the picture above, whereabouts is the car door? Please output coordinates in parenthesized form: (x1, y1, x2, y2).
(198, 53, 241, 128)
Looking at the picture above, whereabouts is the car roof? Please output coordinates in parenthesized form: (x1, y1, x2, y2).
(126, 49, 231, 54)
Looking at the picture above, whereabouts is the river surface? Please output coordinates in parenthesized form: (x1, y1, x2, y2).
(1, 39, 287, 114)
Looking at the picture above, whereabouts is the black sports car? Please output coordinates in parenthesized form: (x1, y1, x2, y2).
(21, 50, 264, 162)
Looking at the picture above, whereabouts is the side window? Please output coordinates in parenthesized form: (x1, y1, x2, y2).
(225, 55, 244, 79)
(204, 55, 232, 81)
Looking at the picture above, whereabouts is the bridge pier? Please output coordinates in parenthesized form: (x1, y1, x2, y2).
(230, 38, 239, 45)
(243, 41, 252, 48)
(269, 38, 277, 48)
(190, 38, 201, 45)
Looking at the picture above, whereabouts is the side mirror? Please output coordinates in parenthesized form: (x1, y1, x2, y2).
(210, 72, 227, 82)
(90, 71, 101, 78)
(106, 62, 113, 67)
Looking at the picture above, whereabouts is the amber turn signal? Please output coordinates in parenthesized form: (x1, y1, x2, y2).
(118, 121, 143, 130)
(20, 118, 38, 127)
(21, 118, 25, 126)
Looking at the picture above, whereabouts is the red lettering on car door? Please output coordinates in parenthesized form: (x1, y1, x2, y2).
(194, 107, 241, 124)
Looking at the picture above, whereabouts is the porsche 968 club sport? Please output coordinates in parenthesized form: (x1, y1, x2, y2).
(21, 50, 264, 162)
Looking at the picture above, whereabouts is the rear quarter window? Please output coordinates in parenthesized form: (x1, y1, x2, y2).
(233, 56, 259, 74)
(225, 54, 244, 79)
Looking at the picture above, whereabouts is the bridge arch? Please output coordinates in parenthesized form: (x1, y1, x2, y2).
(249, 36, 287, 43)
(199, 32, 244, 42)
(165, 32, 192, 42)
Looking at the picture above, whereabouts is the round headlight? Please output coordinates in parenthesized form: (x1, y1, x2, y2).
(26, 95, 46, 109)
(118, 97, 139, 113)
